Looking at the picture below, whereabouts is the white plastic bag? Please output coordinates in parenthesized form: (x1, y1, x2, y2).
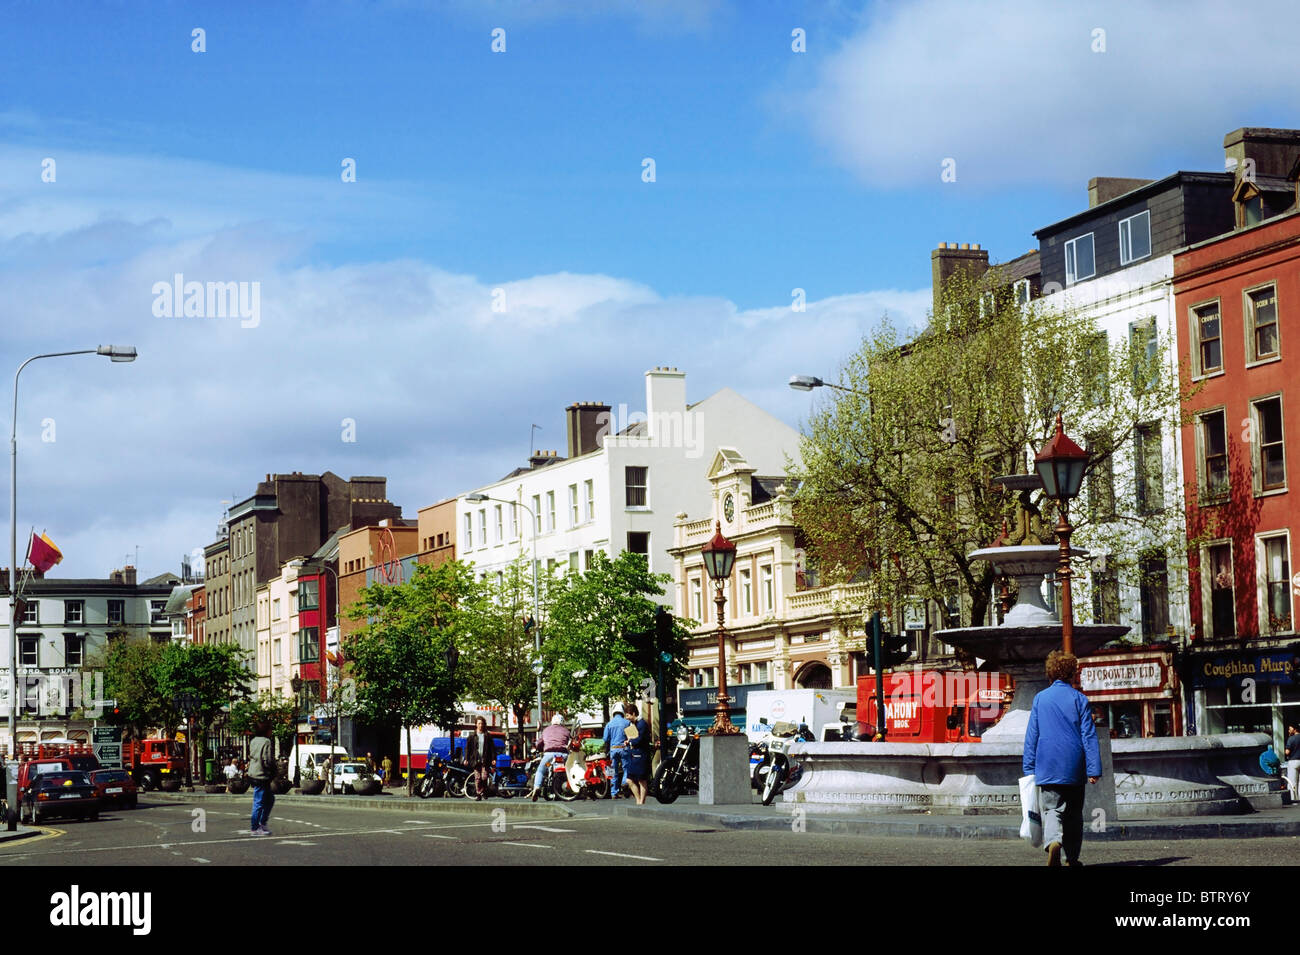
(1018, 774, 1042, 847)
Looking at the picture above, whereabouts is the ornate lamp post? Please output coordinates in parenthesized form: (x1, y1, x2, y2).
(700, 521, 739, 735)
(1034, 414, 1090, 655)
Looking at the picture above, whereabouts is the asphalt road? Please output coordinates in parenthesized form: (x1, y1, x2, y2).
(4, 798, 1300, 866)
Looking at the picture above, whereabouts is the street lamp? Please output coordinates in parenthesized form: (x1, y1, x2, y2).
(8, 346, 137, 752)
(788, 374, 867, 395)
(463, 493, 542, 732)
(1034, 413, 1089, 655)
(700, 521, 740, 735)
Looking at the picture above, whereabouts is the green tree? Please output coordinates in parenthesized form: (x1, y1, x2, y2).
(99, 638, 167, 742)
(543, 551, 689, 720)
(229, 691, 298, 741)
(459, 557, 550, 750)
(793, 268, 1195, 638)
(156, 642, 255, 782)
(344, 559, 475, 795)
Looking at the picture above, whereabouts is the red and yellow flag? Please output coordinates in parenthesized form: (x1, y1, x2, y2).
(27, 532, 63, 574)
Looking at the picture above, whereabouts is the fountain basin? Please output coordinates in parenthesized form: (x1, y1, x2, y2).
(779, 733, 1279, 819)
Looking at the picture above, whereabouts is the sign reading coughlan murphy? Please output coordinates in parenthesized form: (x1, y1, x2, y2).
(1191, 651, 1294, 688)
(1078, 656, 1171, 696)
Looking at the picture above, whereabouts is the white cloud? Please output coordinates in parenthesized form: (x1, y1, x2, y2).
(792, 0, 1300, 187)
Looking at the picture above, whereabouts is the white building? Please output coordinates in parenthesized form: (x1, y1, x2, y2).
(669, 447, 871, 696)
(1032, 171, 1239, 642)
(0, 566, 179, 747)
(456, 367, 804, 588)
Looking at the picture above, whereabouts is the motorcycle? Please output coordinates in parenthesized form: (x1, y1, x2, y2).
(470, 758, 534, 799)
(561, 739, 611, 800)
(653, 723, 699, 804)
(755, 719, 814, 806)
(417, 756, 447, 798)
(532, 748, 576, 802)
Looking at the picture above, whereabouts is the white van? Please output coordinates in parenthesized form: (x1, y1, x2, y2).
(285, 743, 349, 786)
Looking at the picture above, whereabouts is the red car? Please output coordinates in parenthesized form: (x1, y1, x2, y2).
(89, 768, 139, 809)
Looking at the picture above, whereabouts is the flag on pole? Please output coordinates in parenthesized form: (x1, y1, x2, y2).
(27, 532, 63, 573)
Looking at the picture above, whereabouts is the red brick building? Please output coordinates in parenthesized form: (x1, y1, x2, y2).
(1174, 200, 1300, 737)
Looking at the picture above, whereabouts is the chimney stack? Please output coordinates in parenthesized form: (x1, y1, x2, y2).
(1087, 177, 1154, 208)
(566, 401, 612, 458)
(931, 242, 989, 314)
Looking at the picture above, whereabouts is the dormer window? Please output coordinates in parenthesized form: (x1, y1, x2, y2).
(1065, 233, 1095, 285)
(1234, 179, 1264, 229)
(1119, 211, 1151, 265)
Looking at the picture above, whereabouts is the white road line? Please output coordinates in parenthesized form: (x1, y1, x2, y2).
(422, 834, 457, 840)
(500, 842, 553, 849)
(584, 850, 662, 862)
(192, 857, 210, 864)
(277, 840, 316, 845)
(512, 825, 575, 833)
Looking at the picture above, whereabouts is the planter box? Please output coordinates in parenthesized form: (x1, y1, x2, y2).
(271, 777, 291, 795)
(160, 777, 183, 792)
(204, 784, 226, 794)
(228, 778, 251, 795)
(300, 779, 326, 795)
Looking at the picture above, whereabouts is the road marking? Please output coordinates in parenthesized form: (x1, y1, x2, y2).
(584, 850, 662, 862)
(192, 857, 210, 864)
(500, 842, 552, 849)
(422, 834, 457, 840)
(512, 825, 575, 833)
(277, 840, 316, 846)
(0, 814, 606, 858)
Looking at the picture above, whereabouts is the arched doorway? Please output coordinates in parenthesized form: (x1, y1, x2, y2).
(794, 661, 832, 690)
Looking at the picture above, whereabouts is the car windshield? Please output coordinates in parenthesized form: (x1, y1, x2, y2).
(92, 770, 130, 783)
(38, 772, 92, 788)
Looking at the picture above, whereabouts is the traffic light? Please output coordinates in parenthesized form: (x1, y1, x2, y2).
(883, 633, 913, 668)
(654, 606, 675, 664)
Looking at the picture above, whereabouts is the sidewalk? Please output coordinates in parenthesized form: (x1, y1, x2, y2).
(141, 788, 1300, 840)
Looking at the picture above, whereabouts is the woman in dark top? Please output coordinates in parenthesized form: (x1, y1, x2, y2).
(463, 716, 497, 800)
(623, 703, 653, 805)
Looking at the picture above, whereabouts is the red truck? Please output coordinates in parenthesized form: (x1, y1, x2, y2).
(857, 669, 1013, 742)
(122, 739, 188, 790)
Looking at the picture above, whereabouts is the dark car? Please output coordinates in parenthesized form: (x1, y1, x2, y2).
(89, 768, 139, 809)
(23, 772, 100, 825)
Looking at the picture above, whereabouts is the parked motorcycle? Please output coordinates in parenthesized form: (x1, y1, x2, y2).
(653, 723, 700, 804)
(417, 756, 447, 799)
(561, 740, 611, 800)
(755, 719, 814, 806)
(467, 758, 534, 799)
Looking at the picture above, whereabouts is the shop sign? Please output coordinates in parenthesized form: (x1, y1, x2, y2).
(1079, 657, 1168, 695)
(679, 682, 767, 714)
(1192, 651, 1293, 688)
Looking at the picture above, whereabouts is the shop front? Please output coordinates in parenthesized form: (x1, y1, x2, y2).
(677, 682, 770, 732)
(1077, 649, 1181, 739)
(1183, 648, 1300, 749)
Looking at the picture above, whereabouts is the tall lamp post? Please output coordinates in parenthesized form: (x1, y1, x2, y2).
(464, 494, 542, 732)
(8, 346, 137, 751)
(700, 521, 740, 735)
(1033, 414, 1090, 655)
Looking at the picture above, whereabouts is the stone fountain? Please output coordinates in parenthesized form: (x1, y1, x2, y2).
(779, 544, 1281, 818)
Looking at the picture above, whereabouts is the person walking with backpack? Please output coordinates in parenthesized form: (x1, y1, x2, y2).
(248, 721, 277, 836)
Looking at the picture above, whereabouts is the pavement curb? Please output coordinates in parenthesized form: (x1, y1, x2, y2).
(0, 826, 41, 844)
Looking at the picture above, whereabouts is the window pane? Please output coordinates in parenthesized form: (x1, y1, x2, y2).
(1196, 305, 1222, 373)
(1207, 543, 1234, 638)
(625, 466, 648, 507)
(1202, 410, 1228, 498)
(1256, 398, 1286, 490)
(1250, 287, 1278, 359)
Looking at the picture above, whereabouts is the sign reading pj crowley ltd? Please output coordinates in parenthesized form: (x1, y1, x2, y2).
(1079, 657, 1169, 696)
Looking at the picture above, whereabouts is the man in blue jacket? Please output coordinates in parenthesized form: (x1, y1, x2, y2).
(1023, 650, 1101, 866)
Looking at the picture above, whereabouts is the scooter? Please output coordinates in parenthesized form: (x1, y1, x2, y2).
(531, 749, 576, 802)
(653, 723, 699, 804)
(562, 741, 611, 800)
(755, 718, 814, 806)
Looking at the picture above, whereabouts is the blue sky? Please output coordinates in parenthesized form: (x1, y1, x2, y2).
(2, 0, 1299, 577)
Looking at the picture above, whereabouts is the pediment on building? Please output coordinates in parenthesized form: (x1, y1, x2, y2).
(707, 447, 755, 481)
